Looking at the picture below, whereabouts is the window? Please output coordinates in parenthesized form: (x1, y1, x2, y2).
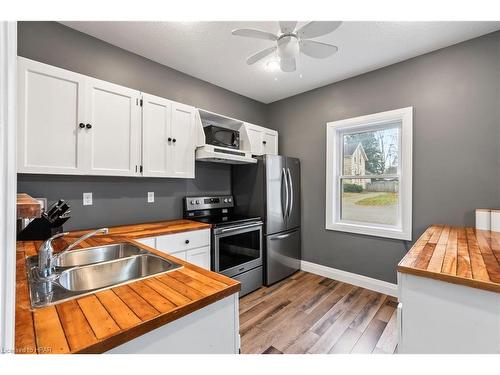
(326, 107, 413, 240)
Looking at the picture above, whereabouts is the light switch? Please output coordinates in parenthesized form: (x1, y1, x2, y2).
(83, 192, 93, 206)
(147, 192, 154, 203)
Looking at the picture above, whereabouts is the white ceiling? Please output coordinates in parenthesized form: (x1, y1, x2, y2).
(61, 21, 500, 103)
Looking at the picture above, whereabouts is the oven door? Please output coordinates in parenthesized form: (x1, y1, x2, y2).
(214, 222, 263, 277)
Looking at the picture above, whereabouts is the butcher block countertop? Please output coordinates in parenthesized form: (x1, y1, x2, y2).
(17, 193, 41, 219)
(398, 225, 500, 293)
(15, 219, 240, 354)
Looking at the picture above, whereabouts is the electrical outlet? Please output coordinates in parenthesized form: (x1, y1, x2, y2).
(147, 192, 154, 203)
(83, 192, 93, 206)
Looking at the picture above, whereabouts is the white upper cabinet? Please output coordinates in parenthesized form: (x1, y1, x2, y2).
(17, 57, 197, 178)
(142, 93, 171, 177)
(240, 123, 278, 156)
(169, 102, 196, 178)
(18, 57, 87, 174)
(262, 130, 278, 155)
(142, 94, 195, 178)
(86, 78, 141, 176)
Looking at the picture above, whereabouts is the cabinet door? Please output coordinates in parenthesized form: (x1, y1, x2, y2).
(262, 131, 278, 155)
(186, 246, 210, 270)
(169, 102, 196, 178)
(17, 57, 86, 174)
(136, 236, 156, 248)
(86, 78, 141, 176)
(170, 250, 187, 261)
(142, 93, 172, 177)
(246, 126, 263, 155)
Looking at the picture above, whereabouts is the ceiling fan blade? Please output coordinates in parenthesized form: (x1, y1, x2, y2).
(232, 28, 278, 41)
(279, 21, 298, 34)
(246, 46, 278, 65)
(300, 40, 338, 58)
(280, 56, 296, 72)
(297, 21, 342, 39)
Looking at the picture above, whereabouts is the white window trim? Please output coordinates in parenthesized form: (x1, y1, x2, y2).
(326, 107, 413, 241)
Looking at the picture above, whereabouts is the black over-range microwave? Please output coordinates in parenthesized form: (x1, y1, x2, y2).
(204, 125, 240, 150)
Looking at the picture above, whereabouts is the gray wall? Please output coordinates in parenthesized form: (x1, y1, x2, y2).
(17, 21, 269, 231)
(267, 31, 500, 283)
(18, 164, 230, 231)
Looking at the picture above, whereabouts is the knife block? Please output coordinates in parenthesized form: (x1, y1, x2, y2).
(17, 215, 70, 241)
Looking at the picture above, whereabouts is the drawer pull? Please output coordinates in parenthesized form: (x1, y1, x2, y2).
(185, 239, 190, 244)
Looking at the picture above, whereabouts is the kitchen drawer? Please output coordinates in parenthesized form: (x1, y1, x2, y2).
(155, 229, 210, 254)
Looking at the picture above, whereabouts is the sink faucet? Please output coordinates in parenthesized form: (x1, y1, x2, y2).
(37, 228, 109, 278)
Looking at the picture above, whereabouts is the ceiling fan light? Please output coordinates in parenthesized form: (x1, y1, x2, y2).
(266, 59, 281, 71)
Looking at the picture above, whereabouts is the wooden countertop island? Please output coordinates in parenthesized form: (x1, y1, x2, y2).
(398, 224, 500, 293)
(15, 219, 241, 354)
(397, 225, 500, 353)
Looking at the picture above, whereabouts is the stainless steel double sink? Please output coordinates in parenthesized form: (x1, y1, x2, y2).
(26, 242, 182, 308)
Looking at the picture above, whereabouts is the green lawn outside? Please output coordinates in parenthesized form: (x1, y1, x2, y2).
(354, 192, 398, 206)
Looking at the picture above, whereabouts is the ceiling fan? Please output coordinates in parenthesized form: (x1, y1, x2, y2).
(232, 21, 342, 73)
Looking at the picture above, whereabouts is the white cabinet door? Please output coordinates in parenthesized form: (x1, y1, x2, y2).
(169, 102, 196, 178)
(86, 78, 141, 176)
(170, 250, 187, 261)
(245, 125, 263, 155)
(262, 131, 278, 155)
(136, 236, 156, 248)
(142, 93, 171, 177)
(186, 246, 210, 270)
(17, 57, 87, 174)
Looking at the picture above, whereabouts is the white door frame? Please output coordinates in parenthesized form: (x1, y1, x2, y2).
(0, 21, 17, 354)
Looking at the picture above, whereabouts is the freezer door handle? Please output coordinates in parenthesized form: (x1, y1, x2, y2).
(286, 167, 293, 219)
(282, 168, 289, 219)
(270, 232, 295, 240)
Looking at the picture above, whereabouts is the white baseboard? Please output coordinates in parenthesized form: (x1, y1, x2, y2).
(300, 260, 398, 297)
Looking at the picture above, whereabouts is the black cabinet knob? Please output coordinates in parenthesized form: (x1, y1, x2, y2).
(79, 123, 85, 129)
(168, 137, 172, 142)
(185, 239, 190, 244)
(86, 124, 92, 129)
(263, 141, 267, 145)
(172, 138, 177, 143)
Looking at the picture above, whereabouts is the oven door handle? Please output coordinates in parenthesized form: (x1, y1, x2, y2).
(218, 222, 262, 234)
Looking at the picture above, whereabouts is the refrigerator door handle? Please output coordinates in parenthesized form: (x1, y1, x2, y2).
(270, 232, 294, 240)
(282, 168, 289, 219)
(287, 167, 293, 219)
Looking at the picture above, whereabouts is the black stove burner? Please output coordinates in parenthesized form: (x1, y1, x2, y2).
(190, 214, 261, 227)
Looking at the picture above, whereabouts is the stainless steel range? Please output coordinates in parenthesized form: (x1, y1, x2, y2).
(183, 195, 263, 297)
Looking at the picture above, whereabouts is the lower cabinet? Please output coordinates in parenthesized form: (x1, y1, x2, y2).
(398, 272, 500, 353)
(107, 294, 240, 354)
(135, 229, 211, 270)
(186, 246, 210, 269)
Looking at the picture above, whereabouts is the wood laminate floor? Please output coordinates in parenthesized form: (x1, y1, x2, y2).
(240, 271, 398, 354)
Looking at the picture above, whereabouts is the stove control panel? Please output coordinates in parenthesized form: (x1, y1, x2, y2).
(184, 195, 234, 211)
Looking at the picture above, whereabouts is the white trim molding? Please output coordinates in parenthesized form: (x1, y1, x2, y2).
(0, 21, 17, 353)
(325, 107, 413, 241)
(301, 260, 398, 297)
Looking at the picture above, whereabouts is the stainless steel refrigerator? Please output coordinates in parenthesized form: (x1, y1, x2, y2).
(232, 155, 301, 285)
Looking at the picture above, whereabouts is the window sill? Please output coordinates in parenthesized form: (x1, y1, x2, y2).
(326, 222, 411, 241)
